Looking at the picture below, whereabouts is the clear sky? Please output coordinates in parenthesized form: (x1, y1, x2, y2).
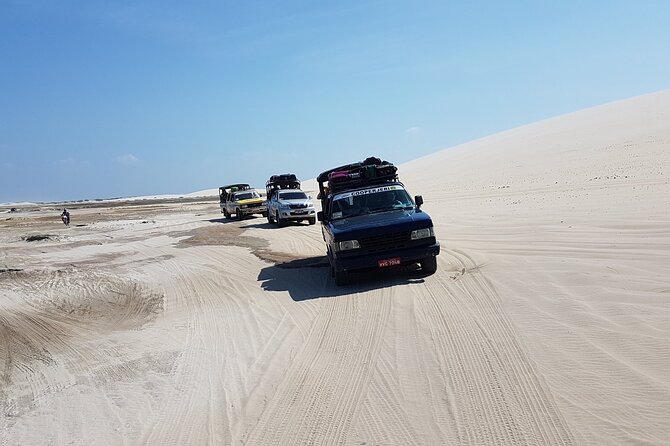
(1, 1, 669, 202)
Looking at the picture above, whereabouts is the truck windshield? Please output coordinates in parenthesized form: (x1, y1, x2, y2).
(235, 191, 259, 200)
(330, 187, 413, 219)
(279, 192, 307, 200)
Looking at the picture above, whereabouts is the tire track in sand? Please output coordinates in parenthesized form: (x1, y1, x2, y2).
(138, 243, 293, 445)
(243, 285, 392, 445)
(416, 249, 576, 445)
(138, 254, 222, 445)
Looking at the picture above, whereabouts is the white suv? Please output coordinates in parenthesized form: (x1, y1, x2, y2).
(267, 189, 316, 226)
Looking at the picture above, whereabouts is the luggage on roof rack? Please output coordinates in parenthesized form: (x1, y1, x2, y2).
(316, 156, 398, 201)
(323, 160, 397, 191)
(266, 173, 301, 198)
(269, 173, 298, 183)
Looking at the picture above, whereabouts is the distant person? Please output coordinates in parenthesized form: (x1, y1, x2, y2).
(61, 208, 70, 226)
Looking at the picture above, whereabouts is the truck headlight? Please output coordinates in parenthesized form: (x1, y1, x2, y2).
(338, 240, 360, 251)
(411, 227, 434, 240)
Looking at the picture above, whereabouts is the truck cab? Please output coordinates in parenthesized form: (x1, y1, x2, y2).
(265, 174, 316, 226)
(316, 157, 440, 285)
(219, 183, 267, 220)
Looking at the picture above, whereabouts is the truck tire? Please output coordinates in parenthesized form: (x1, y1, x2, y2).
(421, 256, 438, 275)
(334, 268, 350, 286)
(224, 209, 231, 219)
(236, 209, 243, 220)
(275, 210, 286, 227)
(267, 211, 274, 224)
(308, 217, 316, 225)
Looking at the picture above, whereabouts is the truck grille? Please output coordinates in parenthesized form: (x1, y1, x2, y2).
(359, 231, 410, 253)
(289, 204, 308, 209)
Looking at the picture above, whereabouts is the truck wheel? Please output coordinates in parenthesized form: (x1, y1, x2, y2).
(308, 217, 316, 225)
(277, 214, 286, 227)
(421, 256, 438, 275)
(334, 268, 350, 286)
(236, 209, 243, 220)
(267, 212, 274, 224)
(224, 209, 231, 219)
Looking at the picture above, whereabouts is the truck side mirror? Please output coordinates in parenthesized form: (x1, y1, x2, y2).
(415, 195, 423, 209)
(317, 211, 324, 222)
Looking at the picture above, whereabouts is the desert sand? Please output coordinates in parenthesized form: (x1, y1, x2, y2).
(1, 90, 668, 445)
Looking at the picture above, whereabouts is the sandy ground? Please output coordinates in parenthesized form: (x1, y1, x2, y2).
(1, 91, 669, 445)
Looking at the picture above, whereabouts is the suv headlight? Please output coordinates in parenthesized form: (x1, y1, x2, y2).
(411, 227, 434, 240)
(338, 240, 360, 251)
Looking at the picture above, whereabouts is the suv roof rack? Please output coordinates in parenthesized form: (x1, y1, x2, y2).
(317, 157, 398, 199)
(266, 174, 301, 196)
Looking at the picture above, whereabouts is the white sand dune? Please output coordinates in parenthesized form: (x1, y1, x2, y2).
(1, 90, 668, 445)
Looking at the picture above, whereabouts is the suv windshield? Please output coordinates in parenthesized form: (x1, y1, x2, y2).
(330, 187, 413, 219)
(235, 191, 259, 200)
(279, 192, 307, 200)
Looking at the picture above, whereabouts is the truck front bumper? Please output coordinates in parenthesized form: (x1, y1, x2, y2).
(278, 209, 316, 220)
(331, 242, 440, 273)
(241, 206, 267, 215)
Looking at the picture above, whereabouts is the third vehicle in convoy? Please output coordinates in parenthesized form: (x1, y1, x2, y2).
(219, 183, 267, 220)
(316, 157, 440, 285)
(265, 174, 316, 226)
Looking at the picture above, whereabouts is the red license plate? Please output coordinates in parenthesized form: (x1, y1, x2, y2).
(378, 257, 401, 268)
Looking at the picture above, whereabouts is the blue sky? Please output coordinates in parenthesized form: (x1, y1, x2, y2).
(1, 1, 669, 202)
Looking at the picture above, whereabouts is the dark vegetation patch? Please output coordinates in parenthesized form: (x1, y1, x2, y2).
(22, 234, 54, 242)
(0, 268, 23, 274)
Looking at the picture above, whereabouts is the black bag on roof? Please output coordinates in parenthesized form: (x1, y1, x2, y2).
(362, 156, 383, 166)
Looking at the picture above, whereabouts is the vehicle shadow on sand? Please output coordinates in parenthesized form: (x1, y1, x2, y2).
(242, 221, 312, 230)
(258, 257, 427, 301)
(207, 217, 238, 224)
(206, 215, 311, 229)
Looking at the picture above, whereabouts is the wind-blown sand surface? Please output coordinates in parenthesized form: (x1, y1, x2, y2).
(1, 91, 669, 445)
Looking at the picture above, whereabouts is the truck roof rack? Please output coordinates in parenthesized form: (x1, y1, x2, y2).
(219, 184, 251, 196)
(317, 157, 398, 199)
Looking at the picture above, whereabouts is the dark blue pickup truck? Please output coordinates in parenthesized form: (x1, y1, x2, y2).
(316, 157, 440, 285)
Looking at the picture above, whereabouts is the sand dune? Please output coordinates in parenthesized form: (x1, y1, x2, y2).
(1, 91, 668, 445)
